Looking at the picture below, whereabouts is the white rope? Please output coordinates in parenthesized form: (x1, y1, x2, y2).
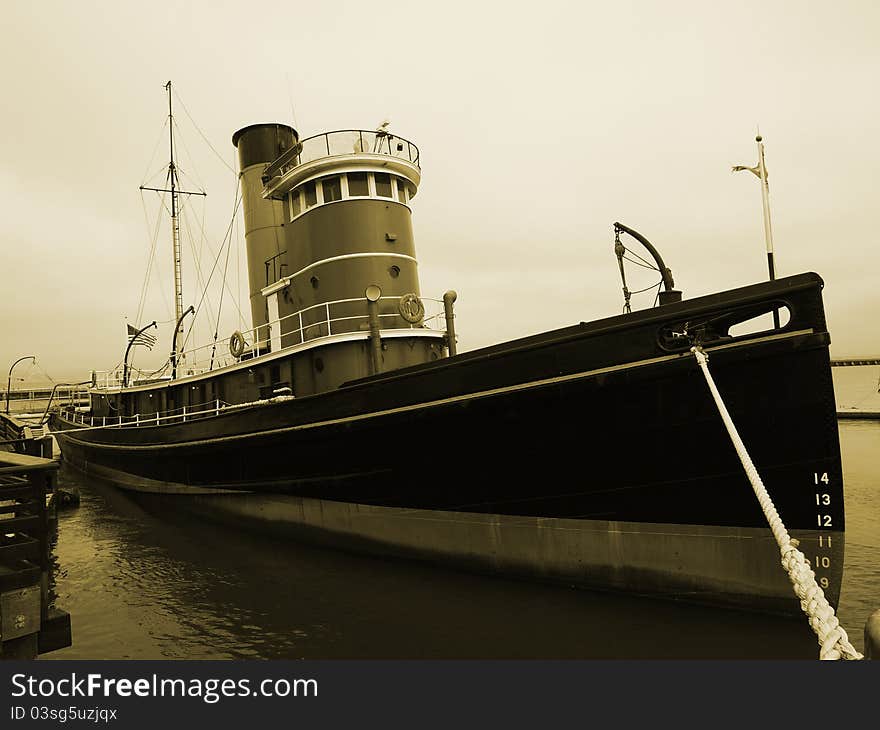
(690, 346, 862, 660)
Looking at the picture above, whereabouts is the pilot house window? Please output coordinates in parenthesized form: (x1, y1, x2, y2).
(322, 176, 342, 202)
(374, 172, 392, 198)
(303, 181, 317, 208)
(287, 172, 412, 222)
(348, 172, 369, 196)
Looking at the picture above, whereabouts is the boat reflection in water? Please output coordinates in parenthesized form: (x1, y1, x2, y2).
(48, 463, 821, 660)
(50, 104, 846, 617)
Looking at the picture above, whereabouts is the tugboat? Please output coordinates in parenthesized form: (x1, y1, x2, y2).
(50, 97, 845, 614)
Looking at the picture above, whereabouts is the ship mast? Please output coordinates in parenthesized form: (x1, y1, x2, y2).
(167, 80, 184, 346)
(139, 80, 205, 375)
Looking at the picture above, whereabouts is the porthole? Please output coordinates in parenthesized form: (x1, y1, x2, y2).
(310, 276, 319, 289)
(389, 265, 400, 278)
(314, 357, 324, 373)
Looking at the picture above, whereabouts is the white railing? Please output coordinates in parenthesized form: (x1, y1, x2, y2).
(92, 295, 448, 391)
(59, 391, 299, 429)
(264, 129, 420, 181)
(60, 398, 227, 428)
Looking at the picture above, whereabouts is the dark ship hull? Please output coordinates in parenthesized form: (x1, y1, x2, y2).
(50, 272, 845, 613)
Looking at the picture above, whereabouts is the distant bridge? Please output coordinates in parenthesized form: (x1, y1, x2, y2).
(830, 358, 880, 367)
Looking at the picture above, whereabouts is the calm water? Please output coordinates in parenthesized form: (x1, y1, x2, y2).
(43, 368, 879, 660)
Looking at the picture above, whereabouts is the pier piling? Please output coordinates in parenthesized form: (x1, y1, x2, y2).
(864, 610, 880, 660)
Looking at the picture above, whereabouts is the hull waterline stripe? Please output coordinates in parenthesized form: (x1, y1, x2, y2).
(56, 327, 816, 452)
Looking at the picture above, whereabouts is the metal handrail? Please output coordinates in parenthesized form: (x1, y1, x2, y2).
(58, 390, 302, 429)
(179, 295, 445, 365)
(92, 295, 447, 391)
(59, 398, 233, 428)
(263, 129, 420, 180)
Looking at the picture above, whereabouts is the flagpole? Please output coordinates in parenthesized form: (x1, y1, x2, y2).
(756, 134, 775, 281)
(123, 321, 158, 388)
(733, 133, 780, 328)
(756, 134, 780, 328)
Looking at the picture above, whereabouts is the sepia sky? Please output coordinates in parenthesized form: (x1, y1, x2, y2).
(1, 0, 878, 382)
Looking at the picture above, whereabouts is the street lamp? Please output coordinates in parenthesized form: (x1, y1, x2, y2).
(6, 355, 35, 414)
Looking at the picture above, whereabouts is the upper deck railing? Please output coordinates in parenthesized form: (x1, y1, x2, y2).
(263, 129, 420, 182)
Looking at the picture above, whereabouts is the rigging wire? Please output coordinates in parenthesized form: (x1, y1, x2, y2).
(285, 73, 300, 131)
(209, 205, 236, 371)
(152, 191, 183, 323)
(135, 359, 171, 379)
(141, 117, 170, 184)
(234, 177, 243, 332)
(171, 116, 207, 194)
(136, 177, 171, 325)
(622, 254, 659, 271)
(172, 89, 237, 175)
(32, 360, 56, 384)
(132, 83, 248, 376)
(179, 181, 248, 324)
(621, 246, 657, 269)
(630, 279, 663, 295)
(179, 203, 218, 335)
(652, 281, 664, 307)
(179, 191, 243, 355)
(615, 230, 664, 313)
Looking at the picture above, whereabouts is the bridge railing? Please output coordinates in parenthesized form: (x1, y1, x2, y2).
(830, 358, 880, 367)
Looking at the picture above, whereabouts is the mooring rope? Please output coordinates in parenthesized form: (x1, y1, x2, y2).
(691, 346, 862, 660)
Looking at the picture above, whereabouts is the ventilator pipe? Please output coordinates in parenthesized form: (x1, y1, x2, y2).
(366, 285, 383, 375)
(443, 290, 458, 357)
(171, 305, 195, 380)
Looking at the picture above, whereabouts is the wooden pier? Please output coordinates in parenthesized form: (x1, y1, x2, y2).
(1, 414, 71, 659)
(1, 411, 53, 459)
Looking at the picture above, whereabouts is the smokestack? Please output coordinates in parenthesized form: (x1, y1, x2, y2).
(232, 123, 298, 340)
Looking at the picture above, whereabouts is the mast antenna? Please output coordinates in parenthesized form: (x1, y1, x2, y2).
(139, 80, 206, 377)
(167, 80, 184, 351)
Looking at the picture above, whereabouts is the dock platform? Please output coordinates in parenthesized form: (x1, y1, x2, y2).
(1, 445, 71, 659)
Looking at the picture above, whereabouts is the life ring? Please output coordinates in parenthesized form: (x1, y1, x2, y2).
(229, 330, 246, 358)
(398, 293, 425, 324)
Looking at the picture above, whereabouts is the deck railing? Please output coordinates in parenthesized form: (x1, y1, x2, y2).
(95, 295, 447, 390)
(59, 398, 237, 429)
(263, 129, 420, 181)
